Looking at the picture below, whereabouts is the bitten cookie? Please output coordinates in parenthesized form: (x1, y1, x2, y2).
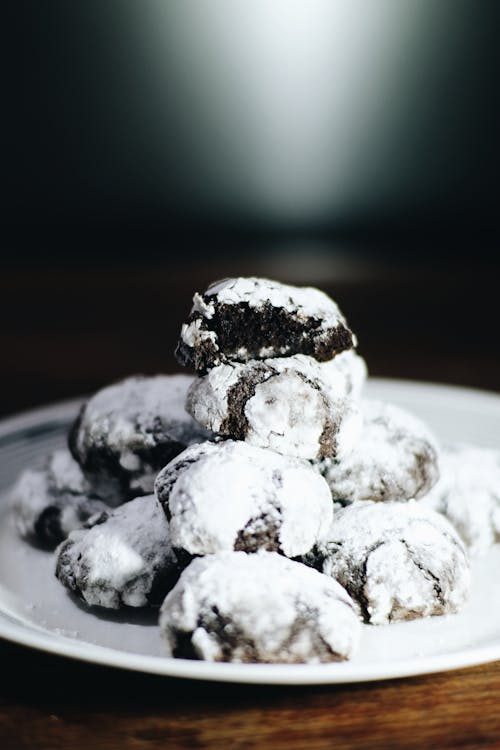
(11, 449, 108, 548)
(55, 495, 180, 608)
(176, 277, 355, 372)
(186, 353, 364, 460)
(154, 440, 333, 558)
(318, 400, 439, 503)
(306, 501, 470, 625)
(421, 443, 500, 557)
(69, 374, 211, 504)
(159, 551, 361, 663)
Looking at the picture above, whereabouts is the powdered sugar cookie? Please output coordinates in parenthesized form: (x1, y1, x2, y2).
(176, 277, 355, 372)
(69, 374, 211, 504)
(319, 400, 439, 503)
(154, 440, 333, 558)
(307, 501, 470, 625)
(421, 443, 500, 556)
(11, 449, 108, 548)
(159, 551, 361, 663)
(55, 495, 179, 608)
(186, 353, 364, 460)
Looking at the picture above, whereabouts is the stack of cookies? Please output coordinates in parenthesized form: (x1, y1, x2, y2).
(177, 277, 366, 461)
(11, 276, 487, 665)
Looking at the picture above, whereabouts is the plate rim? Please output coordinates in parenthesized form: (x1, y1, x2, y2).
(1, 377, 499, 685)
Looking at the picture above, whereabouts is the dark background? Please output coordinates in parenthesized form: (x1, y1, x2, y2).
(1, 1, 499, 417)
(4, 0, 500, 259)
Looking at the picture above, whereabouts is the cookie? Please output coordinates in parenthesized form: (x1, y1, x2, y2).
(159, 551, 361, 663)
(176, 277, 355, 372)
(69, 374, 211, 504)
(186, 353, 364, 460)
(11, 449, 108, 549)
(421, 443, 500, 557)
(306, 501, 470, 625)
(55, 495, 180, 608)
(154, 440, 333, 558)
(318, 400, 439, 503)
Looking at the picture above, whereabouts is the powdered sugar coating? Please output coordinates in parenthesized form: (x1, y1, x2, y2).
(154, 440, 333, 557)
(159, 551, 361, 663)
(187, 353, 364, 460)
(319, 400, 439, 503)
(311, 501, 470, 625)
(56, 495, 179, 609)
(176, 277, 354, 371)
(204, 277, 345, 318)
(69, 374, 211, 504)
(11, 449, 108, 548)
(421, 443, 500, 557)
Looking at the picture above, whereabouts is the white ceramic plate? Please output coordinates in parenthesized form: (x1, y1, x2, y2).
(0, 378, 499, 685)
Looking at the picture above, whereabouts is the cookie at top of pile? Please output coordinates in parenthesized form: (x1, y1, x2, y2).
(421, 443, 500, 557)
(318, 400, 439, 503)
(10, 449, 108, 548)
(186, 352, 365, 460)
(304, 501, 470, 625)
(56, 495, 180, 609)
(159, 551, 361, 663)
(154, 440, 333, 558)
(176, 277, 355, 372)
(69, 374, 211, 505)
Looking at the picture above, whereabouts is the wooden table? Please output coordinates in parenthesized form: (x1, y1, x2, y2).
(1, 254, 499, 749)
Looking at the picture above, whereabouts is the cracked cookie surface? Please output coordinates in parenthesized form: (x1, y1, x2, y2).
(159, 551, 361, 663)
(318, 400, 439, 503)
(421, 443, 500, 557)
(69, 374, 211, 504)
(55, 494, 180, 609)
(11, 449, 108, 549)
(154, 440, 333, 558)
(186, 352, 365, 460)
(176, 277, 355, 372)
(305, 501, 470, 624)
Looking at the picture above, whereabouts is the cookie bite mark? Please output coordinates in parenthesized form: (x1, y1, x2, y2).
(186, 355, 362, 461)
(176, 277, 355, 372)
(220, 362, 275, 440)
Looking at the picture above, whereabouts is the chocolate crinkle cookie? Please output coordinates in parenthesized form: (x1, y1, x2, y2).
(159, 551, 361, 663)
(10, 449, 108, 549)
(55, 495, 180, 608)
(305, 501, 470, 625)
(186, 352, 364, 460)
(69, 374, 211, 505)
(318, 400, 440, 503)
(421, 443, 500, 557)
(154, 440, 333, 558)
(175, 277, 355, 373)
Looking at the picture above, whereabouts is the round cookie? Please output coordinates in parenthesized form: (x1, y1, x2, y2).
(421, 443, 500, 557)
(69, 374, 211, 504)
(154, 440, 333, 558)
(307, 501, 470, 625)
(186, 353, 364, 460)
(159, 551, 361, 663)
(176, 277, 355, 372)
(11, 449, 108, 549)
(55, 495, 180, 608)
(318, 400, 439, 503)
